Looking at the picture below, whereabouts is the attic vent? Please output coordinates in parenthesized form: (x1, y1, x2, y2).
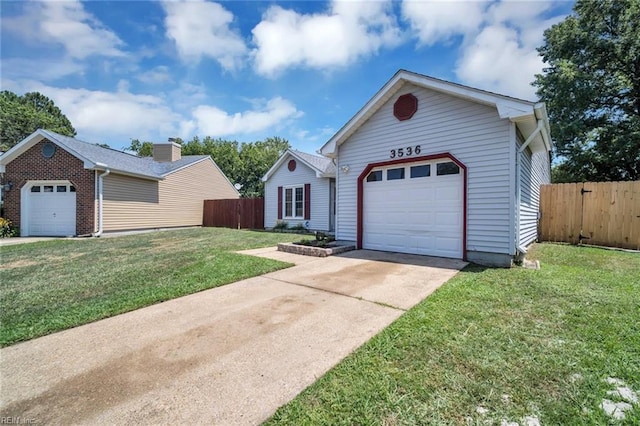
(288, 159, 297, 171)
(393, 94, 418, 121)
(42, 142, 56, 158)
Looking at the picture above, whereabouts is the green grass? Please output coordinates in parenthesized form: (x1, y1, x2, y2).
(266, 243, 640, 425)
(0, 227, 306, 347)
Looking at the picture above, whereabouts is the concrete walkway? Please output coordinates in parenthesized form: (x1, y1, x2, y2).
(0, 227, 201, 247)
(0, 248, 466, 425)
(0, 236, 68, 246)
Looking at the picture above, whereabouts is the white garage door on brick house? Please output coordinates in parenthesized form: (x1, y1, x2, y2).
(361, 156, 465, 259)
(22, 181, 76, 236)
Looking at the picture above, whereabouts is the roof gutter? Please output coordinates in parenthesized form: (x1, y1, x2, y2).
(534, 103, 552, 151)
(93, 166, 111, 237)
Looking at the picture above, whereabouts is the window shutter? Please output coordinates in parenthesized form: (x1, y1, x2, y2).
(304, 183, 311, 220)
(277, 186, 283, 220)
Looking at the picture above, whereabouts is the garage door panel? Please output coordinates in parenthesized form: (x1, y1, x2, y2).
(407, 211, 433, 224)
(363, 160, 463, 259)
(435, 236, 459, 251)
(436, 187, 460, 200)
(436, 211, 460, 226)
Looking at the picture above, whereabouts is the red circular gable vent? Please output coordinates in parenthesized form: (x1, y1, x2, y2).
(393, 94, 418, 121)
(288, 159, 297, 171)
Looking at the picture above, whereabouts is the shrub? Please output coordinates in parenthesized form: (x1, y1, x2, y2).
(273, 220, 288, 231)
(0, 217, 16, 238)
(315, 232, 335, 243)
(295, 233, 336, 248)
(290, 223, 306, 231)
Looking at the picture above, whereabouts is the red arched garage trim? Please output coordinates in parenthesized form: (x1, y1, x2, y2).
(356, 152, 468, 261)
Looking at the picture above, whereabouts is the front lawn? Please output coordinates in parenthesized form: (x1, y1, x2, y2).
(0, 228, 306, 347)
(266, 244, 640, 425)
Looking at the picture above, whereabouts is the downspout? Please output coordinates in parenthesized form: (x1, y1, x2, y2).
(93, 167, 111, 237)
(515, 119, 544, 257)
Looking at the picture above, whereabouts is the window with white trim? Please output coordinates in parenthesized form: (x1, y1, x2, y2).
(284, 186, 304, 219)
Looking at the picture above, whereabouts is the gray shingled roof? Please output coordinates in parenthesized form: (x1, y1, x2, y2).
(292, 149, 336, 175)
(41, 130, 208, 179)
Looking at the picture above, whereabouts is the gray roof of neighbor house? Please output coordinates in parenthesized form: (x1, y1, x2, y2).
(0, 129, 209, 180)
(291, 150, 336, 175)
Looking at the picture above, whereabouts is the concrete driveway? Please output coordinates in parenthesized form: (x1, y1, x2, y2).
(0, 248, 466, 425)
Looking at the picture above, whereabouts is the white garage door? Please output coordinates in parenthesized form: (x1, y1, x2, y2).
(25, 183, 77, 236)
(363, 160, 463, 258)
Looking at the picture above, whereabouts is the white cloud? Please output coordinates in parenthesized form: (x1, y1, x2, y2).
(162, 0, 247, 70)
(4, 79, 181, 143)
(2, 0, 125, 59)
(252, 1, 402, 76)
(454, 1, 565, 100)
(455, 25, 543, 100)
(2, 76, 303, 144)
(485, 1, 562, 48)
(58, 89, 180, 143)
(168, 82, 209, 112)
(0, 58, 85, 82)
(136, 66, 173, 85)
(401, 0, 486, 45)
(398, 0, 569, 99)
(189, 97, 302, 136)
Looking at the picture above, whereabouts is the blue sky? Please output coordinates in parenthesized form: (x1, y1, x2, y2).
(1, 0, 574, 153)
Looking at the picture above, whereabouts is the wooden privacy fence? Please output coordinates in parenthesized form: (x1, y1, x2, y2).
(539, 181, 640, 250)
(203, 198, 264, 229)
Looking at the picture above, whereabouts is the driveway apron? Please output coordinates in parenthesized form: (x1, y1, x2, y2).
(0, 249, 466, 425)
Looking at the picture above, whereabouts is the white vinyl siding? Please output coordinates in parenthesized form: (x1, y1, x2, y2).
(519, 145, 551, 247)
(337, 83, 512, 254)
(264, 155, 331, 231)
(102, 159, 238, 231)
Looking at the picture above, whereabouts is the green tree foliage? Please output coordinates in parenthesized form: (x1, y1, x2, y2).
(534, 0, 640, 182)
(239, 137, 290, 197)
(0, 91, 76, 151)
(128, 135, 290, 197)
(128, 139, 154, 157)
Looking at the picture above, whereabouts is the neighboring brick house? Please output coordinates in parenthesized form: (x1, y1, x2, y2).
(0, 129, 239, 237)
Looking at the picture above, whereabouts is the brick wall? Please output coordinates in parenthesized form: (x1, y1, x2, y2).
(3, 139, 96, 235)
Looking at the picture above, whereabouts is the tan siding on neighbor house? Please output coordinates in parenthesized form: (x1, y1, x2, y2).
(103, 158, 238, 231)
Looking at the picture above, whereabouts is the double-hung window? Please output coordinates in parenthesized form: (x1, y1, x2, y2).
(284, 186, 304, 218)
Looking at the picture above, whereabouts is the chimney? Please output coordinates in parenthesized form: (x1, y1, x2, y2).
(153, 138, 182, 162)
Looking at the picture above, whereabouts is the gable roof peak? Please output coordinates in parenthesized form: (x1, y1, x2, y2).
(262, 148, 336, 182)
(319, 69, 547, 158)
(0, 129, 210, 180)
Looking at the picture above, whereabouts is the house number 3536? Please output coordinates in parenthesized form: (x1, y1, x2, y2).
(390, 145, 421, 158)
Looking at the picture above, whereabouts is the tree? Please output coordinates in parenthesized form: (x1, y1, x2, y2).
(533, 0, 640, 182)
(182, 136, 243, 181)
(0, 91, 76, 151)
(127, 139, 154, 157)
(239, 137, 290, 197)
